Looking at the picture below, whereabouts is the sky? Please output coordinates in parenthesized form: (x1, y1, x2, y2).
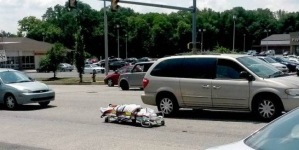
(1, 0, 299, 34)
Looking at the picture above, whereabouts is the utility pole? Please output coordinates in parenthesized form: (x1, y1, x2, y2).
(232, 15, 236, 52)
(103, 0, 109, 75)
(264, 29, 271, 51)
(116, 24, 120, 58)
(192, 0, 197, 54)
(243, 34, 246, 52)
(125, 34, 128, 59)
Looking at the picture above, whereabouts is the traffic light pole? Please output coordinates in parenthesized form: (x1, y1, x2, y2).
(101, 0, 198, 54)
(103, 0, 109, 75)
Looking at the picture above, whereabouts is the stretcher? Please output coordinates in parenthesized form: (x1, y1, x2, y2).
(100, 104, 165, 128)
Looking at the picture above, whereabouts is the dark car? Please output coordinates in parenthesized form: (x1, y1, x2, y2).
(104, 65, 133, 87)
(124, 58, 138, 65)
(138, 57, 152, 62)
(255, 51, 267, 56)
(270, 56, 299, 72)
(109, 61, 128, 71)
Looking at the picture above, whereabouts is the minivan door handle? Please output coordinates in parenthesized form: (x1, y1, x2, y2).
(213, 86, 221, 89)
(202, 85, 210, 89)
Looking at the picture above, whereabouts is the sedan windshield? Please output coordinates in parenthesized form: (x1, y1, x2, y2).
(237, 56, 280, 78)
(244, 108, 299, 150)
(0, 71, 34, 84)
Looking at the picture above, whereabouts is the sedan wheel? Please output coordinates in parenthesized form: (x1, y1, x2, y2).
(107, 79, 114, 87)
(39, 101, 50, 107)
(5, 95, 17, 110)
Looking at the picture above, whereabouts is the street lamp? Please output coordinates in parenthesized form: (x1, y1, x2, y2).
(116, 24, 120, 58)
(232, 15, 236, 52)
(264, 29, 271, 51)
(198, 29, 206, 53)
(125, 34, 128, 59)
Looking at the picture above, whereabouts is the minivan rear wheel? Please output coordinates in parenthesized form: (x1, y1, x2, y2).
(254, 98, 281, 121)
(158, 95, 178, 117)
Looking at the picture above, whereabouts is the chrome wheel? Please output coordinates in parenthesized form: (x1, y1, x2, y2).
(5, 95, 17, 109)
(107, 79, 114, 87)
(258, 100, 275, 118)
(160, 98, 174, 115)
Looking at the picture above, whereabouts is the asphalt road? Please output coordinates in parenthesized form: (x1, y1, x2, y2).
(0, 85, 267, 150)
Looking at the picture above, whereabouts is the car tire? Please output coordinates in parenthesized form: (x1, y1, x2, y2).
(4, 94, 18, 110)
(254, 98, 281, 121)
(120, 81, 129, 90)
(39, 101, 50, 107)
(297, 72, 299, 76)
(157, 94, 178, 117)
(107, 79, 114, 87)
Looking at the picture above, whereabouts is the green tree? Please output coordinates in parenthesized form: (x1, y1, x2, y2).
(46, 43, 67, 78)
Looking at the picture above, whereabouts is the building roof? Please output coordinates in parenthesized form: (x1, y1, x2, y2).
(262, 34, 290, 41)
(0, 37, 73, 52)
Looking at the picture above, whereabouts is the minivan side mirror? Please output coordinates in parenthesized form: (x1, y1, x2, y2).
(240, 71, 254, 81)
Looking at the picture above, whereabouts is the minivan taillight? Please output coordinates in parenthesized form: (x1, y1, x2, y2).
(143, 78, 149, 88)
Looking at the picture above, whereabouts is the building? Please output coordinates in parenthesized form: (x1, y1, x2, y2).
(0, 37, 73, 70)
(254, 32, 299, 55)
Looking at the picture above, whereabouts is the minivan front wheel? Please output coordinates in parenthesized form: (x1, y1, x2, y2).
(158, 95, 178, 117)
(255, 99, 281, 121)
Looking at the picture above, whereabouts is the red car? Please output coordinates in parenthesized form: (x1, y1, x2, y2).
(104, 65, 133, 87)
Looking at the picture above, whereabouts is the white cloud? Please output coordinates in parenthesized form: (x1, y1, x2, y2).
(1, 0, 299, 34)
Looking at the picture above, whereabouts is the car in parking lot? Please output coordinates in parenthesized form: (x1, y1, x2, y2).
(141, 55, 299, 121)
(118, 61, 154, 90)
(0, 68, 55, 109)
(83, 64, 105, 74)
(207, 107, 299, 150)
(270, 56, 299, 72)
(257, 56, 289, 73)
(104, 65, 133, 87)
(59, 63, 74, 72)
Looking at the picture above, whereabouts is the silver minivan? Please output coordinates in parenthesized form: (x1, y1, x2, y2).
(141, 55, 299, 121)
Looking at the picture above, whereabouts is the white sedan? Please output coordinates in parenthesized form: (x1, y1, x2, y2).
(83, 64, 105, 74)
(207, 108, 299, 150)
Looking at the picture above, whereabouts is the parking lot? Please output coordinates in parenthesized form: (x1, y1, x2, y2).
(0, 85, 267, 150)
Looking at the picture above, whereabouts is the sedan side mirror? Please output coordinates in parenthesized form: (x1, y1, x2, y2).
(240, 71, 254, 81)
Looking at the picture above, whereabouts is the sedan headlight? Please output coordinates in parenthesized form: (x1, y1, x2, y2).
(21, 89, 32, 93)
(285, 89, 299, 96)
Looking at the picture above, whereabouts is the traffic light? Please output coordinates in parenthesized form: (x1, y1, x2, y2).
(69, 0, 77, 9)
(111, 0, 119, 12)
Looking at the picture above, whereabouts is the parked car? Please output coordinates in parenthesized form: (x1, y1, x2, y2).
(207, 107, 299, 150)
(104, 65, 134, 87)
(283, 51, 290, 56)
(255, 51, 266, 56)
(266, 50, 275, 56)
(257, 57, 289, 73)
(59, 63, 74, 72)
(138, 57, 152, 62)
(246, 50, 257, 55)
(118, 61, 154, 90)
(270, 56, 299, 72)
(0, 68, 55, 109)
(124, 58, 138, 65)
(83, 64, 105, 74)
(109, 61, 129, 71)
(141, 54, 299, 121)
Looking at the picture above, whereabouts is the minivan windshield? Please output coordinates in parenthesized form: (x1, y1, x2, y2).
(237, 56, 282, 78)
(264, 57, 277, 63)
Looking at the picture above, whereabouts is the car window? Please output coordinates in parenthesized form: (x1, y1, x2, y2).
(216, 59, 246, 80)
(181, 58, 216, 79)
(0, 71, 33, 84)
(245, 108, 299, 150)
(264, 57, 277, 63)
(150, 58, 183, 77)
(132, 64, 144, 72)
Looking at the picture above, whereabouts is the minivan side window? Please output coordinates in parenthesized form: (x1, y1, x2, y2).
(182, 58, 216, 79)
(216, 59, 246, 79)
(132, 63, 153, 73)
(150, 58, 183, 77)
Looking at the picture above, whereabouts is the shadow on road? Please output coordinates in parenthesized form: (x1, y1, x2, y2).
(0, 104, 57, 111)
(168, 109, 267, 124)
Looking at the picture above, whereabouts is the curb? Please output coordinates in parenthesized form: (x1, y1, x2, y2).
(38, 81, 106, 85)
